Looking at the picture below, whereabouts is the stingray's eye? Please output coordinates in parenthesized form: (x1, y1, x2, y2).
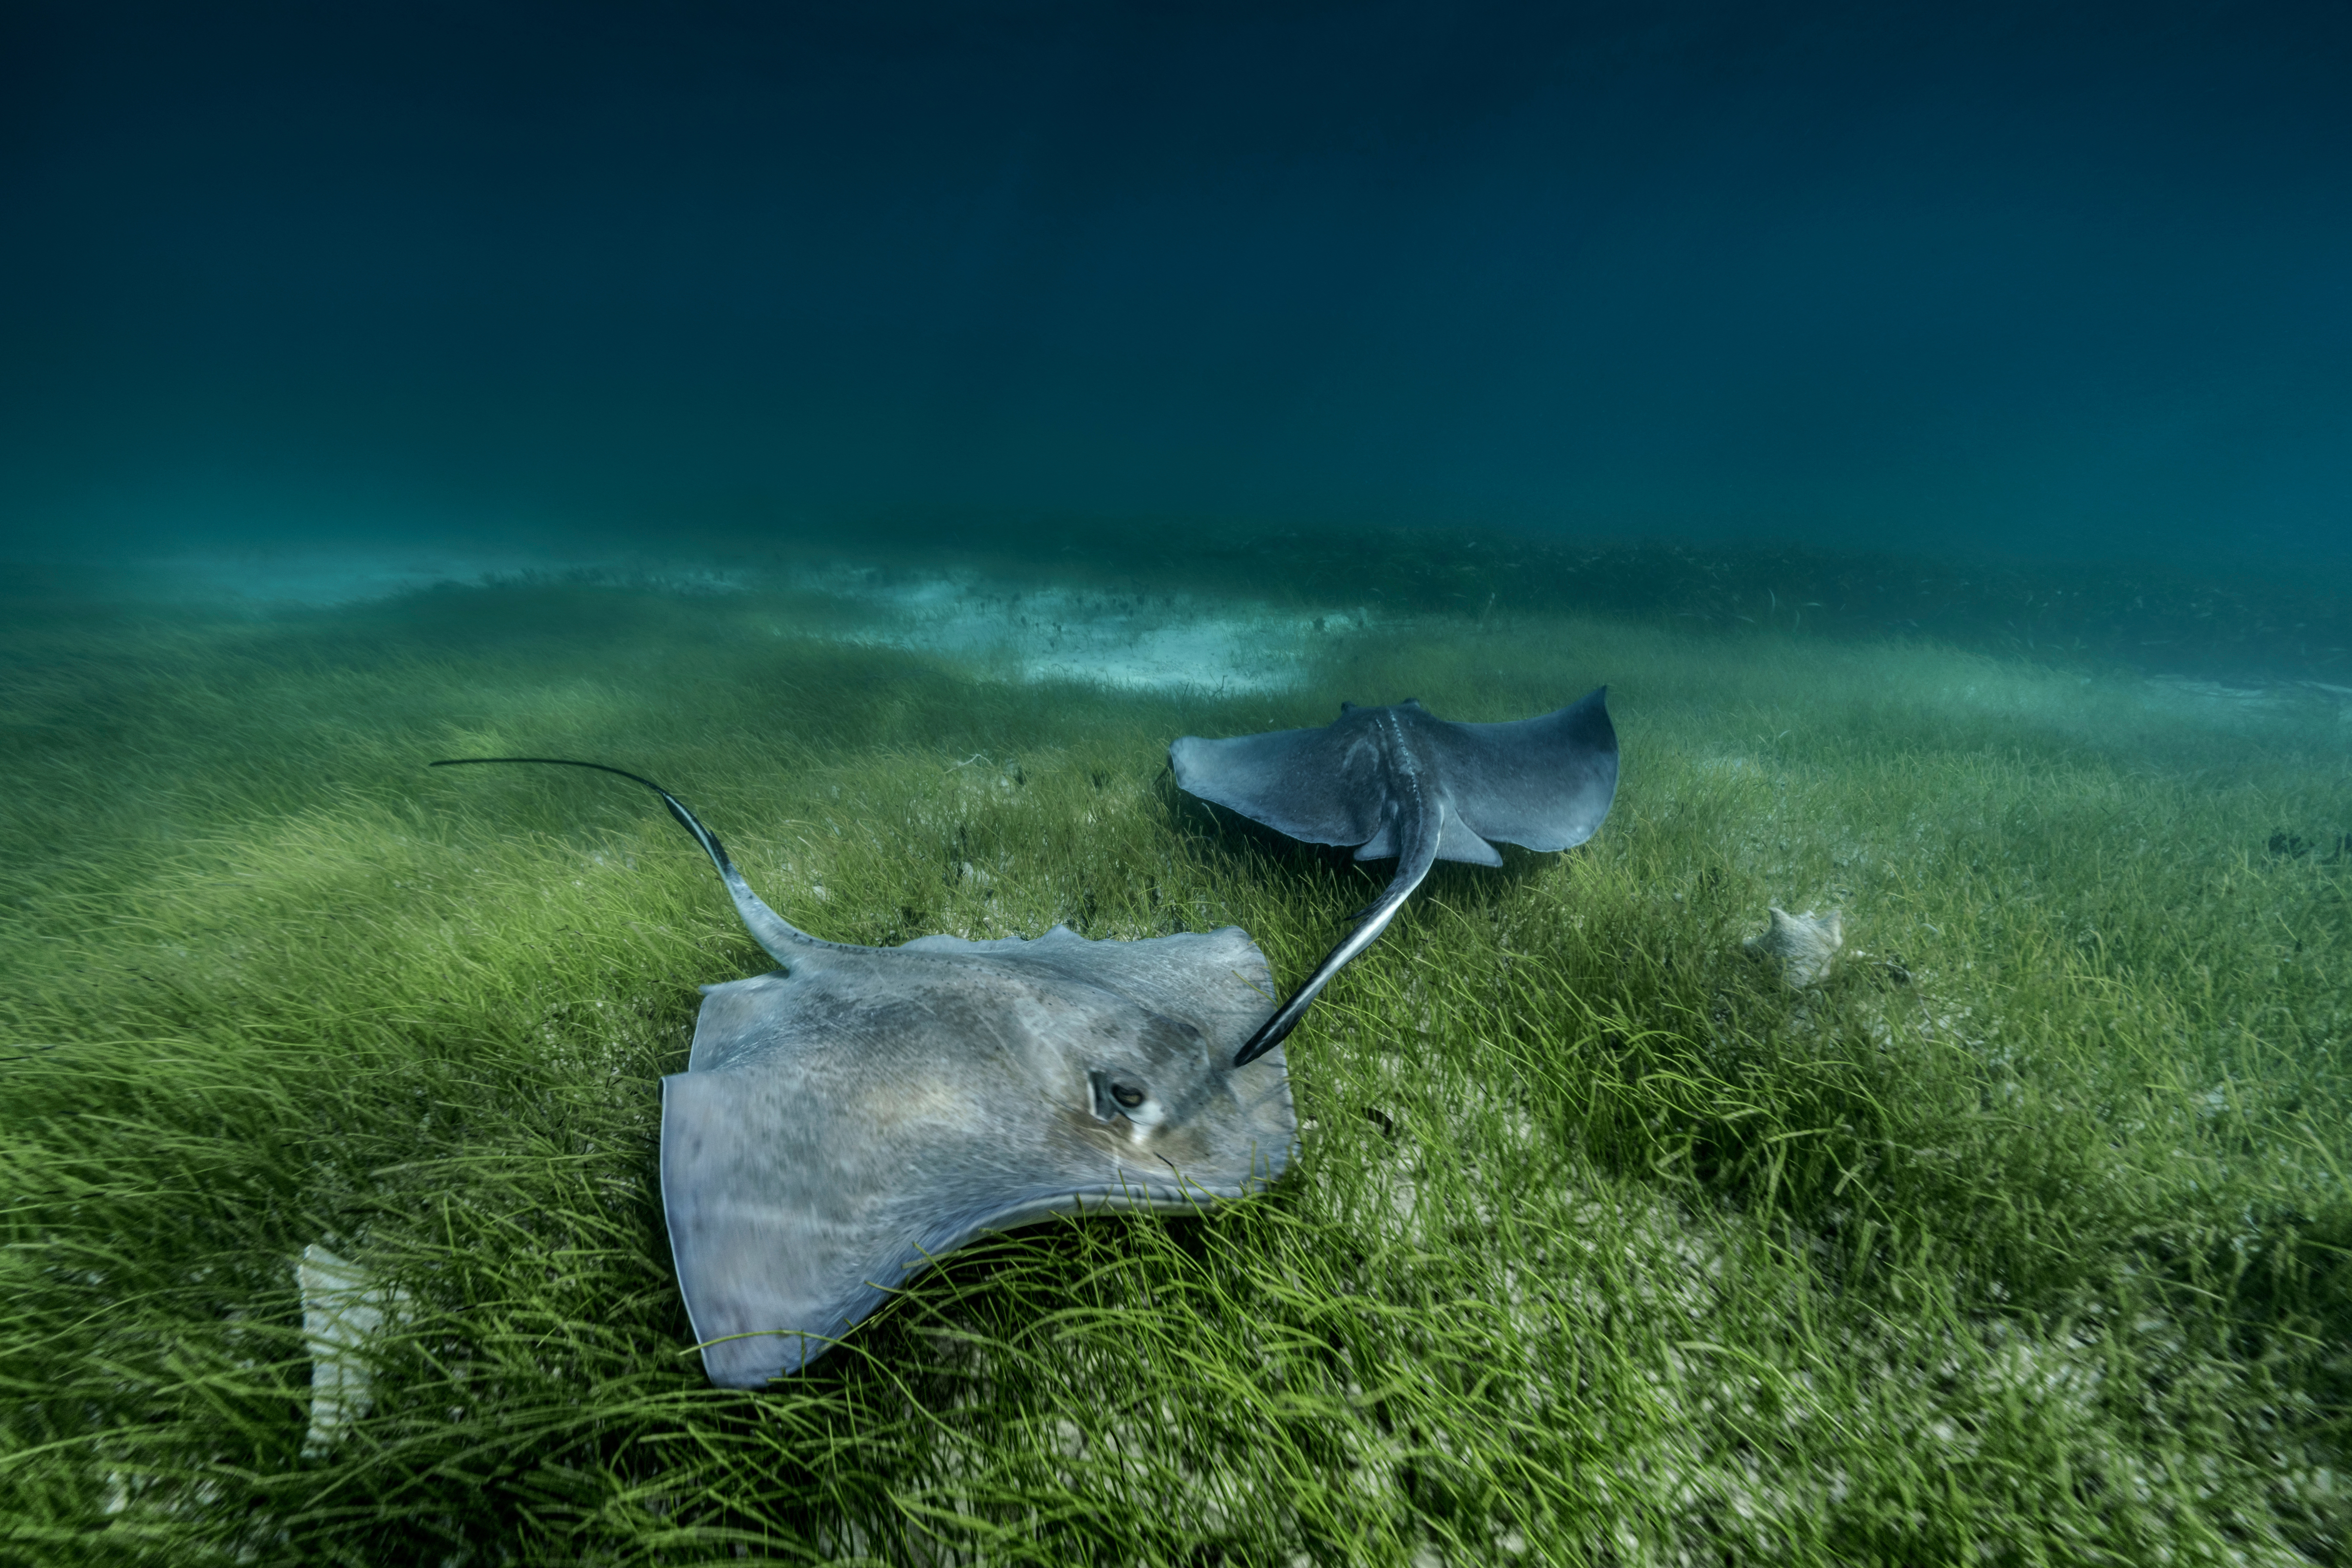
(1087, 1069, 1152, 1122)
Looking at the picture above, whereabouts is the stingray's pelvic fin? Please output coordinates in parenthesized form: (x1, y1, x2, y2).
(1232, 798, 1446, 1067)
(430, 757, 826, 965)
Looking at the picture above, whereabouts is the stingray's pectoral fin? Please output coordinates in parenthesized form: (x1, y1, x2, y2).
(1170, 728, 1382, 848)
(660, 1070, 878, 1387)
(1233, 805, 1446, 1067)
(1431, 686, 1620, 853)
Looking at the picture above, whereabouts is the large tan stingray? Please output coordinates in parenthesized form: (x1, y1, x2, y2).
(438, 759, 1295, 1387)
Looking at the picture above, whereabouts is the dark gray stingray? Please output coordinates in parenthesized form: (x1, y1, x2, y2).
(1170, 688, 1617, 1065)
(435, 758, 1295, 1387)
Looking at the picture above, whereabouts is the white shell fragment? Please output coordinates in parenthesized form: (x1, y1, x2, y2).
(1743, 906, 1844, 988)
(296, 1245, 407, 1456)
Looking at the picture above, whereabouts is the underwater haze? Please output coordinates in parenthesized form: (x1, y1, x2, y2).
(9, 4, 2352, 1566)
(3, 0, 2350, 571)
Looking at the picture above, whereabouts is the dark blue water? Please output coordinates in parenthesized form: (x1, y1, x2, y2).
(3, 1, 2348, 576)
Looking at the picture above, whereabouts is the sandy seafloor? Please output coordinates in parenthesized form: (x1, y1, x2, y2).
(98, 544, 2352, 716)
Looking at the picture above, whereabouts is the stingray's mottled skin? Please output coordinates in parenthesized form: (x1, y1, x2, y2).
(1171, 689, 1618, 1063)
(436, 759, 1294, 1387)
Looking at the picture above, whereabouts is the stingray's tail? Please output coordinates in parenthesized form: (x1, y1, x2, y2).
(1231, 799, 1446, 1067)
(430, 757, 827, 966)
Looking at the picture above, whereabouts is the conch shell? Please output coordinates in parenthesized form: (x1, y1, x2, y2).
(1743, 906, 1843, 988)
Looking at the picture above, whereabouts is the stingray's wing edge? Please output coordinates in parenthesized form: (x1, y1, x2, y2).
(1170, 726, 1381, 847)
(1429, 686, 1619, 852)
(661, 1070, 877, 1387)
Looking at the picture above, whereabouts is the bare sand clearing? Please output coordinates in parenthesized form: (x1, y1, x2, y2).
(109, 548, 1355, 695)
